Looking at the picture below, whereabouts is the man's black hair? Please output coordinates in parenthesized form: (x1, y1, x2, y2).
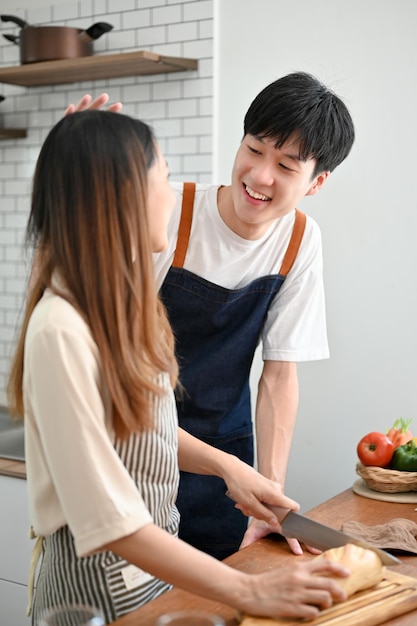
(243, 72, 355, 176)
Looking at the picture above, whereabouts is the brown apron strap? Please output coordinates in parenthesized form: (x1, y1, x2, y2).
(278, 209, 307, 276)
(173, 187, 305, 274)
(172, 182, 196, 268)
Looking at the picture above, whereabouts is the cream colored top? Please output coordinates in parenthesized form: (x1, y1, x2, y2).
(23, 287, 179, 557)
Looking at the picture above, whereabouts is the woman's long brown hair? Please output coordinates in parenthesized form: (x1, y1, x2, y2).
(8, 111, 178, 438)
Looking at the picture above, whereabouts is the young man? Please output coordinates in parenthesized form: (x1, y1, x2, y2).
(68, 72, 355, 560)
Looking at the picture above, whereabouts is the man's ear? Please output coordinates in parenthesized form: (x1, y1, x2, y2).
(306, 171, 330, 196)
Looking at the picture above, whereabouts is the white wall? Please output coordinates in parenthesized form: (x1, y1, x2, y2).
(214, 0, 417, 511)
(2, 0, 69, 8)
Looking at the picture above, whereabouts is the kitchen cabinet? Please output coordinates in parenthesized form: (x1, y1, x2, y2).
(0, 50, 198, 87)
(0, 474, 32, 625)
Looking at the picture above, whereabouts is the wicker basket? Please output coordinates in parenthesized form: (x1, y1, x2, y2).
(356, 462, 417, 493)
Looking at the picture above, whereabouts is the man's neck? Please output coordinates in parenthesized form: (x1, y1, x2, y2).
(217, 185, 276, 241)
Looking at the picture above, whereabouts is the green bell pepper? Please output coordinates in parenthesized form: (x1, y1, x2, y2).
(391, 439, 417, 471)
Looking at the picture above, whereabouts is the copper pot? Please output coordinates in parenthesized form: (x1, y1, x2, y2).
(23, 27, 94, 63)
(1, 15, 113, 64)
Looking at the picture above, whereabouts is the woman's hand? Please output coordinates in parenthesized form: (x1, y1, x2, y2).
(222, 455, 299, 528)
(107, 522, 349, 622)
(222, 457, 323, 555)
(177, 429, 308, 541)
(64, 93, 123, 116)
(241, 557, 349, 620)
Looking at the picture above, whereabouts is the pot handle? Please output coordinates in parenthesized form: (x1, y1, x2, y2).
(2, 34, 20, 44)
(0, 14, 28, 28)
(82, 22, 113, 40)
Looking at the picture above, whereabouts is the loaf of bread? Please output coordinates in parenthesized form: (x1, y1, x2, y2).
(316, 543, 385, 596)
(238, 544, 385, 626)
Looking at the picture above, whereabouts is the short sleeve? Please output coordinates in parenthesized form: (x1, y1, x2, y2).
(261, 218, 329, 362)
(24, 294, 152, 556)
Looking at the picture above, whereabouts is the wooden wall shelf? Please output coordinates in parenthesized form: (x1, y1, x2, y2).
(0, 128, 27, 139)
(0, 50, 198, 87)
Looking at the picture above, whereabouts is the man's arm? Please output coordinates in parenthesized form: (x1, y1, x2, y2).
(240, 360, 318, 555)
(255, 360, 298, 485)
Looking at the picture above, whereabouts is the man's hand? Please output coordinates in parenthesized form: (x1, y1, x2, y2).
(64, 93, 123, 116)
(240, 517, 322, 556)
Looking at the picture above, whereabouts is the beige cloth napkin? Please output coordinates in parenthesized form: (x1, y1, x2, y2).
(341, 518, 417, 554)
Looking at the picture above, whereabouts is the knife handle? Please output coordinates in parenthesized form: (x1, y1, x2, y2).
(224, 491, 293, 525)
(263, 504, 292, 524)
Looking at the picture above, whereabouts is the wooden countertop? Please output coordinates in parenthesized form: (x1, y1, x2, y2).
(113, 488, 417, 626)
(0, 457, 26, 479)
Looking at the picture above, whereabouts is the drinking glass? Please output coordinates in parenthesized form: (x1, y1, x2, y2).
(155, 610, 225, 626)
(38, 604, 106, 626)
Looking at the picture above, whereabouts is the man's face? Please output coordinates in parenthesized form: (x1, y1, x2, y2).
(228, 134, 328, 239)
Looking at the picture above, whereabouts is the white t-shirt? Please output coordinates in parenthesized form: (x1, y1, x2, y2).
(154, 182, 329, 362)
(23, 288, 179, 557)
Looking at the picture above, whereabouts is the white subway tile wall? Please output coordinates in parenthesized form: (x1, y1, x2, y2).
(0, 0, 214, 405)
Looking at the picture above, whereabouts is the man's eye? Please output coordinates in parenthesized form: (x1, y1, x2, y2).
(280, 163, 292, 171)
(248, 145, 260, 154)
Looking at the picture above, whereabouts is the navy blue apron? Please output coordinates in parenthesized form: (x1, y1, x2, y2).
(160, 183, 306, 560)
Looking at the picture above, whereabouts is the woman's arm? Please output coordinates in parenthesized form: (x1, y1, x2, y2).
(104, 522, 349, 621)
(177, 427, 298, 528)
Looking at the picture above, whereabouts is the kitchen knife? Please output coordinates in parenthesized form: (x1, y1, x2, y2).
(268, 505, 401, 566)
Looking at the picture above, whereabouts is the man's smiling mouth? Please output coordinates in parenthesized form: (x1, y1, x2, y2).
(244, 184, 271, 201)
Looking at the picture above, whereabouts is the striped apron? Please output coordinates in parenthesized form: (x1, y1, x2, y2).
(31, 374, 180, 625)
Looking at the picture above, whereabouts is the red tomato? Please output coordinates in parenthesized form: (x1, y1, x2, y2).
(357, 432, 395, 467)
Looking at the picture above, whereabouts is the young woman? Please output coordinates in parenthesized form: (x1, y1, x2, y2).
(8, 111, 348, 624)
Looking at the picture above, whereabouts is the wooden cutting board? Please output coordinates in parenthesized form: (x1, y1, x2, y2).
(240, 569, 417, 626)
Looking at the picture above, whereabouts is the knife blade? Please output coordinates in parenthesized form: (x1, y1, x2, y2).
(267, 505, 401, 566)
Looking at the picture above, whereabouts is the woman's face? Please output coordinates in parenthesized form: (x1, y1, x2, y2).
(147, 144, 175, 252)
